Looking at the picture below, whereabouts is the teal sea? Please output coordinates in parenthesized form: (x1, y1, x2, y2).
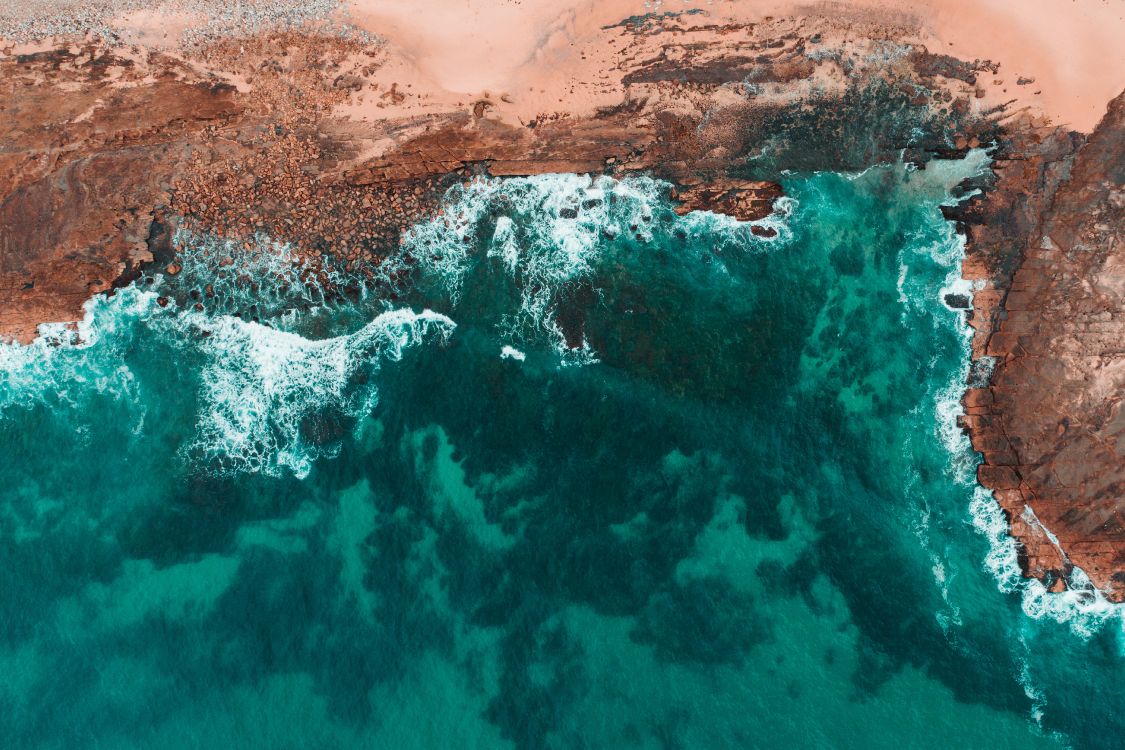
(4, 156, 1125, 749)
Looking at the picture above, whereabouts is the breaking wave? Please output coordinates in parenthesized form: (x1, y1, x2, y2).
(2, 173, 788, 476)
(0, 277, 454, 479)
(0, 287, 157, 412)
(969, 488, 1123, 637)
(188, 306, 455, 477)
(913, 161, 1125, 637)
(388, 173, 788, 358)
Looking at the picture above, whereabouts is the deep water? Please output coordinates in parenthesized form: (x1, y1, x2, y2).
(3, 159, 1125, 749)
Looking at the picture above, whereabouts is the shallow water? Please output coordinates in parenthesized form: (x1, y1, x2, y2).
(3, 159, 1124, 749)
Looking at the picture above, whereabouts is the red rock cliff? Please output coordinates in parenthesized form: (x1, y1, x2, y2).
(960, 91, 1125, 598)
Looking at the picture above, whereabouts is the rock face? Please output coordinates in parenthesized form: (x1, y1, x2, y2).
(960, 92, 1125, 599)
(671, 179, 784, 223)
(0, 46, 243, 342)
(1, 14, 1003, 343)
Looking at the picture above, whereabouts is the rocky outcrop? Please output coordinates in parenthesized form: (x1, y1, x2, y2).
(0, 46, 243, 342)
(959, 92, 1125, 599)
(1, 13, 1006, 343)
(670, 179, 783, 223)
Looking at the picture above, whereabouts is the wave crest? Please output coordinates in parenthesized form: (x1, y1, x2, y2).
(189, 307, 455, 478)
(390, 172, 787, 359)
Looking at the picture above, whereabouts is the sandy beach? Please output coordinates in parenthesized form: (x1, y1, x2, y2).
(4, 0, 1122, 131)
(333, 0, 1124, 131)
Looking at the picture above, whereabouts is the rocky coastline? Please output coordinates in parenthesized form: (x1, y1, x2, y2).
(1, 12, 1003, 341)
(1, 7, 1122, 600)
(956, 93, 1125, 600)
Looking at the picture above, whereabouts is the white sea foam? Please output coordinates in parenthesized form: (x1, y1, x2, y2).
(679, 194, 796, 247)
(169, 228, 376, 325)
(499, 345, 526, 362)
(953, 337, 1125, 633)
(894, 201, 968, 455)
(902, 451, 964, 630)
(4, 171, 792, 474)
(392, 172, 791, 361)
(402, 173, 667, 340)
(399, 173, 657, 302)
(188, 307, 455, 478)
(936, 295, 1125, 633)
(933, 362, 977, 483)
(892, 150, 1125, 636)
(0, 286, 159, 413)
(0, 271, 454, 478)
(970, 487, 1124, 637)
(1015, 635, 1047, 727)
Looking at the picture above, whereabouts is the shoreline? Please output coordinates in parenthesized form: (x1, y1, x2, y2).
(955, 92, 1125, 602)
(1, 1, 1123, 603)
(2, 7, 1008, 344)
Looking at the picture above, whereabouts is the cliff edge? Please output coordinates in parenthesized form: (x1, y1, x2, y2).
(960, 92, 1125, 599)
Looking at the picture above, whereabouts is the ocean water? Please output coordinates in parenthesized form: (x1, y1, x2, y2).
(3, 158, 1125, 749)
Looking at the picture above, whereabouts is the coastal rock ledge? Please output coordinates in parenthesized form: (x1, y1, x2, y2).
(1, 7, 1123, 604)
(959, 91, 1125, 600)
(0, 14, 1004, 345)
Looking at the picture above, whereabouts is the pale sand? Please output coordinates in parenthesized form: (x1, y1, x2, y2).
(337, 0, 1124, 132)
(878, 0, 1125, 132)
(3, 0, 1122, 131)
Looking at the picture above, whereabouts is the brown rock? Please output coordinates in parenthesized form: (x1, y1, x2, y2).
(962, 91, 1125, 600)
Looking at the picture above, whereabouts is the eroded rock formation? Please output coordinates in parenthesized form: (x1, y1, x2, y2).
(959, 93, 1125, 599)
(0, 46, 243, 342)
(1, 15, 1001, 343)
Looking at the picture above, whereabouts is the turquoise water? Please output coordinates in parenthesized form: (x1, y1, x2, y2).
(3, 158, 1124, 749)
